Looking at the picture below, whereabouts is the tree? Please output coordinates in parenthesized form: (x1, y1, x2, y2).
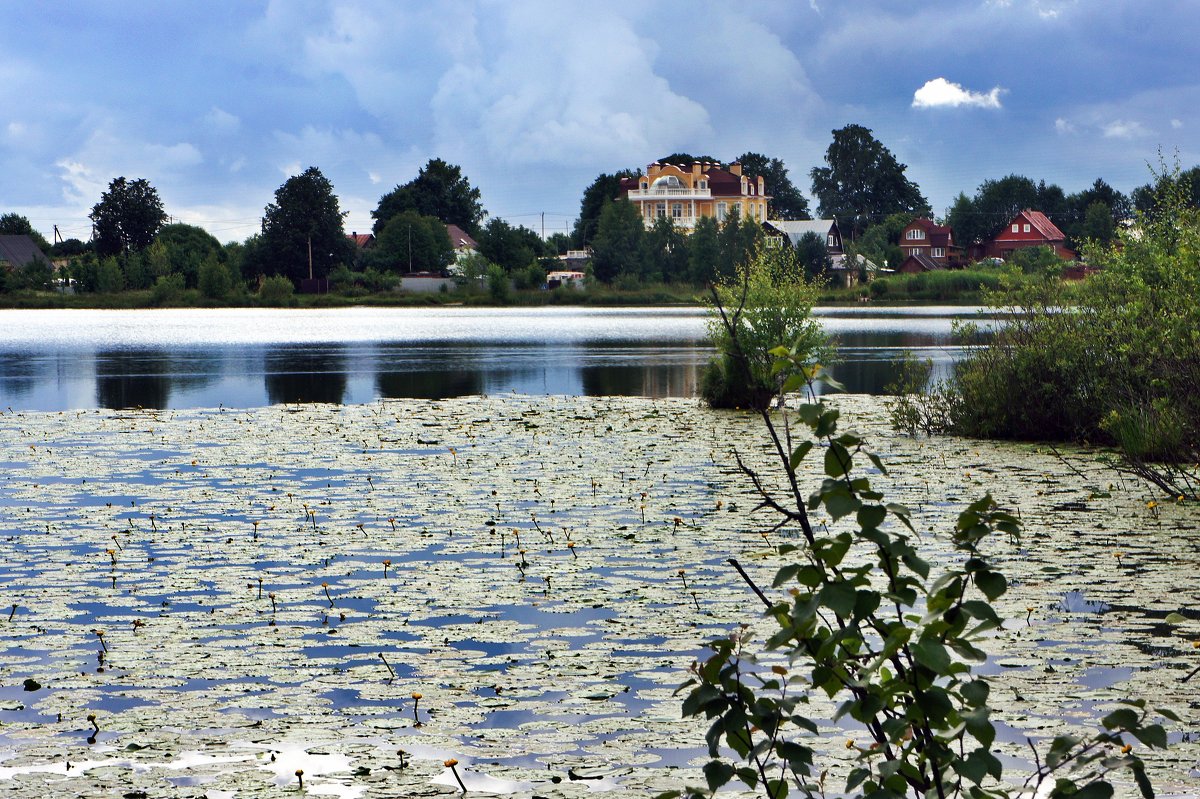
(737, 152, 810, 220)
(155, 223, 224, 288)
(1078, 201, 1117, 245)
(795, 231, 831, 281)
(643, 215, 688, 283)
(571, 170, 637, 248)
(809, 125, 929, 239)
(251, 167, 354, 284)
(372, 158, 485, 235)
(363, 210, 453, 274)
(590, 198, 645, 282)
(476, 218, 544, 273)
(0, 213, 51, 252)
(857, 211, 915, 270)
(90, 177, 167, 257)
(688, 216, 721, 284)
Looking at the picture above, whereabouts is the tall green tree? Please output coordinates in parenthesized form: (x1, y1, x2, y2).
(250, 166, 354, 284)
(737, 152, 810, 220)
(89, 177, 167, 257)
(643, 215, 688, 283)
(809, 125, 929, 238)
(155, 223, 224, 288)
(364, 211, 453, 273)
(571, 170, 637, 248)
(372, 159, 485, 236)
(0, 213, 51, 252)
(688, 215, 721, 284)
(477, 218, 545, 272)
(591, 199, 645, 282)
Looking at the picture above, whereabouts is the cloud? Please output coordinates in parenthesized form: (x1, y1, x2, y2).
(1171, 118, 1183, 129)
(205, 107, 241, 135)
(912, 78, 1004, 109)
(1054, 117, 1076, 134)
(1102, 119, 1150, 139)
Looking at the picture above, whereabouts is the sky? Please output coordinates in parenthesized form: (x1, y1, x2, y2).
(1, 0, 1197, 244)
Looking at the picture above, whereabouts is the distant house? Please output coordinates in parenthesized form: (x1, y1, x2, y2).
(987, 210, 1076, 261)
(897, 253, 946, 274)
(346, 231, 375, 250)
(445, 224, 478, 262)
(621, 160, 769, 230)
(900, 218, 961, 267)
(763, 219, 843, 255)
(0, 235, 51, 272)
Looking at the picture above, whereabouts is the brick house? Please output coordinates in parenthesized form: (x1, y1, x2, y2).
(987, 210, 1076, 261)
(900, 218, 961, 267)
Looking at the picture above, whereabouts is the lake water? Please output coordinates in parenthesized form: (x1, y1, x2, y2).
(0, 306, 984, 410)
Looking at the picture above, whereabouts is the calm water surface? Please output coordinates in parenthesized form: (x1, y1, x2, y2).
(0, 306, 985, 410)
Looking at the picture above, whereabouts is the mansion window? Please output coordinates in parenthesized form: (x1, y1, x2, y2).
(698, 179, 707, 190)
(905, 228, 924, 240)
(656, 202, 666, 218)
(671, 203, 683, 219)
(716, 202, 728, 221)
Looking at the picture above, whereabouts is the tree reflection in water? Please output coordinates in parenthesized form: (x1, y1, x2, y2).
(264, 345, 348, 405)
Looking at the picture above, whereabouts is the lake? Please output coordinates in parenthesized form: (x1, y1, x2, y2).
(0, 306, 984, 410)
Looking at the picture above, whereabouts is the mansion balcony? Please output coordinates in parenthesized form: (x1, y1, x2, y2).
(626, 186, 713, 200)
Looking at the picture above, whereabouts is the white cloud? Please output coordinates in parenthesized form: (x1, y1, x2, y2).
(1171, 118, 1183, 129)
(205, 107, 241, 135)
(913, 77, 1004, 109)
(1054, 117, 1076, 134)
(1102, 119, 1150, 139)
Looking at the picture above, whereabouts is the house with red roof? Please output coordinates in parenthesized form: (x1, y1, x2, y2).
(987, 210, 1076, 261)
(899, 218, 961, 268)
(621, 160, 769, 231)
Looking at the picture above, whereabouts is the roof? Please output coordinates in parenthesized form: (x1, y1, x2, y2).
(1019, 209, 1065, 241)
(445, 224, 478, 250)
(900, 253, 944, 272)
(0, 235, 50, 270)
(347, 232, 375, 248)
(906, 218, 955, 248)
(765, 219, 837, 245)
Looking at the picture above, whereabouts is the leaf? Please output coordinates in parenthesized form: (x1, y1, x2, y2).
(1164, 612, 1187, 624)
(789, 441, 813, 469)
(911, 639, 951, 673)
(1051, 781, 1114, 799)
(1101, 707, 1139, 731)
(703, 760, 735, 791)
(1130, 723, 1168, 749)
(824, 442, 851, 478)
(974, 570, 1007, 601)
(1132, 763, 1155, 799)
(820, 581, 857, 618)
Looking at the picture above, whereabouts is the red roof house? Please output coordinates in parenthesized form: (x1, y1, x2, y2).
(987, 210, 1076, 261)
(899, 218, 961, 267)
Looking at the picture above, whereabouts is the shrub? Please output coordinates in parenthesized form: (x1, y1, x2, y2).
(258, 274, 295, 306)
(486, 264, 511, 303)
(702, 246, 828, 410)
(151, 273, 185, 304)
(198, 257, 233, 299)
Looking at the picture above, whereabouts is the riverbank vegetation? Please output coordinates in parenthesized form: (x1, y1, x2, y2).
(891, 162, 1200, 498)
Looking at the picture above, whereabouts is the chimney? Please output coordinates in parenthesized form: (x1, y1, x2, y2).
(729, 162, 742, 176)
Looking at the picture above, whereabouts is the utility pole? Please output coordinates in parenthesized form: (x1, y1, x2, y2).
(307, 236, 313, 280)
(541, 211, 545, 240)
(407, 224, 412, 273)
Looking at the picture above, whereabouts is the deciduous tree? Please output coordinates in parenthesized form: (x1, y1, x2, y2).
(737, 152, 810, 220)
(372, 159, 485, 236)
(810, 125, 929, 238)
(250, 167, 354, 284)
(90, 177, 167, 257)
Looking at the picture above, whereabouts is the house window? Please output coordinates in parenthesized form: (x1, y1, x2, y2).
(931, 247, 945, 258)
(671, 203, 682, 219)
(717, 202, 728, 222)
(905, 228, 924, 240)
(656, 203, 666, 218)
(1023, 223, 1031, 233)
(827, 234, 836, 248)
(1011, 224, 1019, 233)
(698, 179, 707, 190)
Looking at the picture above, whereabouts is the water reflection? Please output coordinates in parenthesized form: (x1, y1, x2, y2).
(264, 346, 348, 405)
(0, 307, 990, 410)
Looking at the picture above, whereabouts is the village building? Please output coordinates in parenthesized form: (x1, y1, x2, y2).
(899, 218, 961, 267)
(0, 234, 51, 273)
(621, 161, 769, 230)
(987, 210, 1076, 261)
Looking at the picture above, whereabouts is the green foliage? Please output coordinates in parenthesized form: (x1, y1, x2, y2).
(95, 256, 125, 293)
(258, 274, 295, 306)
(156, 223, 224, 287)
(1007, 245, 1063, 276)
(943, 160, 1200, 493)
(868, 269, 1007, 302)
(673, 304, 1170, 799)
(591, 198, 646, 283)
(366, 210, 453, 273)
(151, 273, 186, 305)
(250, 166, 354, 284)
(477, 218, 545, 272)
(737, 152, 811, 221)
(198, 256, 234, 299)
(885, 355, 960, 435)
(794, 231, 830, 281)
(90, 177, 167, 257)
(486, 263, 511, 303)
(372, 158, 485, 236)
(702, 246, 827, 410)
(572, 170, 638, 248)
(809, 124, 929, 238)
